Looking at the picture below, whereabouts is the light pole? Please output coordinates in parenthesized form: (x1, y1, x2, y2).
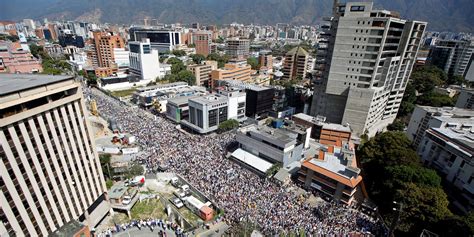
(389, 201, 403, 237)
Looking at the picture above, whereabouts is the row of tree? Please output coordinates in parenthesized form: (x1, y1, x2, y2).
(357, 132, 474, 235)
(30, 44, 71, 75)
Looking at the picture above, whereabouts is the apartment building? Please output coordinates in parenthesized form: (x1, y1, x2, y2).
(192, 31, 212, 57)
(92, 31, 125, 68)
(188, 61, 218, 88)
(407, 105, 474, 147)
(210, 62, 251, 88)
(258, 53, 273, 71)
(282, 47, 309, 80)
(428, 39, 474, 77)
(0, 74, 109, 236)
(311, 1, 426, 137)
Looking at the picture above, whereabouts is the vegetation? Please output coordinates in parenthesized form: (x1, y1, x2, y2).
(29, 43, 71, 75)
(207, 53, 230, 68)
(171, 49, 186, 57)
(99, 154, 113, 179)
(162, 57, 196, 85)
(218, 119, 239, 132)
(0, 34, 19, 42)
(110, 88, 137, 97)
(190, 54, 206, 64)
(356, 132, 474, 235)
(247, 57, 259, 70)
(266, 164, 282, 177)
(105, 179, 114, 189)
(130, 198, 167, 220)
(387, 119, 406, 131)
(126, 164, 144, 179)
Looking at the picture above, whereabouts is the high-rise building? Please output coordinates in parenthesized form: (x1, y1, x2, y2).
(129, 27, 181, 53)
(210, 62, 251, 88)
(129, 38, 161, 81)
(188, 61, 218, 88)
(310, 1, 426, 137)
(92, 31, 125, 68)
(0, 74, 109, 236)
(427, 39, 474, 77)
(192, 31, 212, 57)
(282, 47, 309, 80)
(258, 53, 273, 70)
(225, 39, 250, 59)
(58, 31, 85, 48)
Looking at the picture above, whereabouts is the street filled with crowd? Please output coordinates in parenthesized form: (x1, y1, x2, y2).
(97, 218, 184, 237)
(85, 87, 386, 236)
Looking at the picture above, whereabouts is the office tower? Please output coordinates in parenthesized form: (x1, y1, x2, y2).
(225, 39, 250, 59)
(188, 61, 218, 88)
(428, 39, 474, 77)
(210, 62, 251, 88)
(282, 47, 309, 80)
(0, 74, 109, 236)
(311, 1, 426, 137)
(92, 31, 125, 68)
(129, 27, 181, 53)
(129, 38, 161, 81)
(192, 31, 212, 57)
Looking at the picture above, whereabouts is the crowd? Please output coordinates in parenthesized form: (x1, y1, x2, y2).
(97, 218, 185, 237)
(85, 87, 386, 236)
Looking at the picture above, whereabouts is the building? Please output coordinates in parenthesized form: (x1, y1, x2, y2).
(310, 1, 426, 137)
(188, 61, 218, 88)
(210, 62, 251, 88)
(165, 96, 200, 123)
(0, 41, 42, 73)
(129, 27, 181, 53)
(428, 39, 473, 77)
(258, 53, 273, 70)
(282, 47, 309, 80)
(299, 141, 362, 205)
(456, 89, 474, 109)
(417, 127, 474, 214)
(58, 32, 85, 48)
(92, 31, 125, 68)
(129, 38, 161, 82)
(0, 74, 109, 235)
(192, 31, 212, 57)
(215, 80, 275, 118)
(225, 39, 250, 59)
(292, 113, 352, 144)
(407, 105, 474, 148)
(182, 88, 246, 134)
(235, 123, 310, 167)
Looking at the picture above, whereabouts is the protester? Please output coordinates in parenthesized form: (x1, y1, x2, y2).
(86, 87, 386, 236)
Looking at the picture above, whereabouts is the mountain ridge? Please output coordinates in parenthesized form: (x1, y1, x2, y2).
(1, 0, 473, 32)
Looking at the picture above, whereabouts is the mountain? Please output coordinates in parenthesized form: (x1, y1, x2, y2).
(1, 0, 473, 32)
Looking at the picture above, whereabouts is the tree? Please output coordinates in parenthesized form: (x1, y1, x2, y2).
(247, 57, 259, 70)
(29, 44, 43, 59)
(218, 119, 239, 132)
(191, 54, 206, 64)
(171, 50, 186, 57)
(99, 154, 112, 179)
(177, 70, 196, 85)
(167, 57, 186, 74)
(163, 73, 178, 83)
(127, 164, 144, 178)
(266, 163, 282, 177)
(447, 75, 466, 85)
(86, 72, 98, 86)
(431, 215, 473, 237)
(417, 92, 456, 107)
(410, 66, 447, 93)
(387, 119, 406, 131)
(214, 37, 224, 44)
(207, 53, 229, 68)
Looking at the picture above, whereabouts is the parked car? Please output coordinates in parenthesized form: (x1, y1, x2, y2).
(173, 189, 186, 199)
(170, 197, 184, 208)
(122, 195, 132, 205)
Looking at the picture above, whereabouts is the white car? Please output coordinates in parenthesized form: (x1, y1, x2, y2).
(122, 195, 132, 205)
(171, 197, 184, 208)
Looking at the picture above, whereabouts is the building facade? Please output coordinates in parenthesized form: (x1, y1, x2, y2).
(129, 38, 161, 81)
(0, 74, 109, 236)
(92, 31, 125, 68)
(282, 47, 309, 80)
(456, 89, 474, 109)
(192, 31, 212, 57)
(225, 39, 250, 59)
(428, 39, 474, 77)
(311, 1, 426, 137)
(210, 62, 251, 88)
(188, 61, 218, 88)
(129, 27, 181, 53)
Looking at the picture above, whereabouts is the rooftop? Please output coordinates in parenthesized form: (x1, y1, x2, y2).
(108, 183, 129, 199)
(190, 95, 228, 105)
(50, 220, 86, 237)
(293, 113, 352, 133)
(429, 127, 474, 156)
(0, 74, 73, 96)
(418, 106, 474, 118)
(217, 79, 271, 91)
(167, 95, 200, 106)
(231, 148, 274, 173)
(286, 46, 309, 56)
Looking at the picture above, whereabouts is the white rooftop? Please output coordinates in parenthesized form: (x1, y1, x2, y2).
(231, 148, 273, 173)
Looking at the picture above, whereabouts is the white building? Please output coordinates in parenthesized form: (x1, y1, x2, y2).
(417, 127, 474, 214)
(311, 1, 426, 137)
(129, 38, 162, 82)
(113, 48, 130, 76)
(0, 74, 109, 235)
(406, 105, 474, 147)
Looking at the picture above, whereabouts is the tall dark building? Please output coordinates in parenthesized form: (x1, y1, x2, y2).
(58, 33, 85, 48)
(129, 27, 181, 53)
(245, 87, 274, 118)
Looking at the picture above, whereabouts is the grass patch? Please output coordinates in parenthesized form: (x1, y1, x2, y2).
(109, 88, 137, 98)
(179, 207, 201, 226)
(130, 198, 167, 220)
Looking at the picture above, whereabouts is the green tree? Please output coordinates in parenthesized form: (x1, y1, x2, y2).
(163, 73, 178, 83)
(29, 44, 43, 59)
(410, 66, 447, 93)
(266, 163, 282, 177)
(171, 50, 186, 57)
(447, 75, 466, 85)
(99, 154, 112, 179)
(417, 92, 456, 107)
(177, 70, 196, 85)
(86, 72, 98, 86)
(127, 164, 144, 178)
(218, 119, 239, 132)
(247, 57, 259, 70)
(207, 53, 229, 68)
(431, 215, 473, 237)
(190, 54, 206, 64)
(167, 57, 186, 74)
(387, 119, 406, 131)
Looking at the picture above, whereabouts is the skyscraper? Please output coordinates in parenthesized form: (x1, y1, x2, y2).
(93, 31, 125, 68)
(0, 74, 109, 236)
(310, 1, 426, 137)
